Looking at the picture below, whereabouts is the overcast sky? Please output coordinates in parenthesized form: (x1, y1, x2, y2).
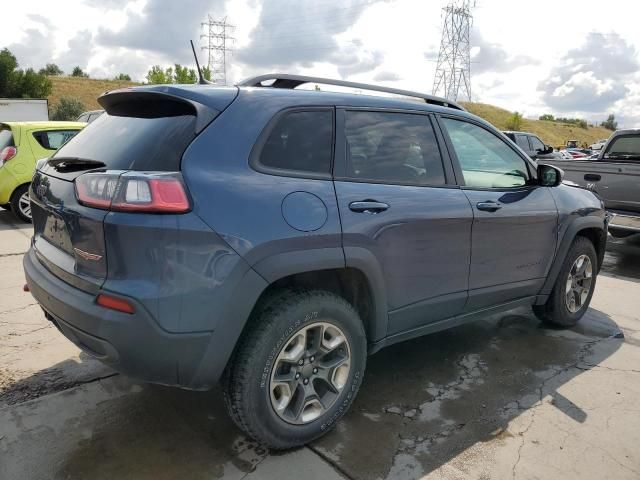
(2, 0, 639, 126)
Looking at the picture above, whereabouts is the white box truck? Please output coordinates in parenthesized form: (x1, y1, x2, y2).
(0, 99, 48, 121)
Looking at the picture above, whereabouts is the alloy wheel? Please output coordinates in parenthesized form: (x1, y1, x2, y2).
(565, 254, 593, 313)
(269, 321, 351, 425)
(18, 191, 31, 220)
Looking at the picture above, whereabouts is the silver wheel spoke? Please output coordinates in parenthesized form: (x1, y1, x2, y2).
(565, 254, 593, 313)
(269, 321, 351, 425)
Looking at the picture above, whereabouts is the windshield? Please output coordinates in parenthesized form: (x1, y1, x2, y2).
(0, 127, 14, 150)
(605, 135, 640, 159)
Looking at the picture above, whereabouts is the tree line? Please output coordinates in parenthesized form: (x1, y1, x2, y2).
(538, 113, 618, 131)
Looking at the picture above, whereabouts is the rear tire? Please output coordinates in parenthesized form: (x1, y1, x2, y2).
(223, 289, 367, 449)
(534, 236, 597, 327)
(10, 184, 32, 223)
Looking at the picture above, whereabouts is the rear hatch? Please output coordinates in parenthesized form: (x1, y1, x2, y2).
(30, 86, 237, 293)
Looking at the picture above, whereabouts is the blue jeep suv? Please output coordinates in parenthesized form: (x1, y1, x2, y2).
(24, 74, 608, 448)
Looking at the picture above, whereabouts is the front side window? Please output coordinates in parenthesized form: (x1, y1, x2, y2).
(515, 134, 530, 151)
(529, 136, 545, 152)
(258, 110, 333, 175)
(604, 135, 640, 161)
(343, 111, 446, 185)
(442, 118, 529, 189)
(33, 130, 80, 150)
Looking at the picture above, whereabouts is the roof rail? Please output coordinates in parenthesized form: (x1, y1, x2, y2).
(237, 73, 465, 111)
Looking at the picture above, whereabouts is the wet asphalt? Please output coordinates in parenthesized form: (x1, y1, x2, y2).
(1, 221, 639, 479)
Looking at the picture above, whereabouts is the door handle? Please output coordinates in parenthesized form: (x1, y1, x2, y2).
(349, 200, 389, 214)
(584, 173, 601, 181)
(476, 201, 502, 212)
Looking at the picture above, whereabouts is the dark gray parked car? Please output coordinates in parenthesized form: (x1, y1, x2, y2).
(24, 74, 608, 448)
(503, 130, 561, 161)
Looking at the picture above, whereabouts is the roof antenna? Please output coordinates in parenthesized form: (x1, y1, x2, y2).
(190, 40, 211, 85)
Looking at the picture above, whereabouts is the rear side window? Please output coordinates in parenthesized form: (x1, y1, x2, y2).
(32, 130, 79, 150)
(0, 127, 14, 149)
(77, 114, 89, 122)
(515, 134, 530, 150)
(52, 113, 197, 171)
(344, 111, 446, 186)
(256, 109, 333, 176)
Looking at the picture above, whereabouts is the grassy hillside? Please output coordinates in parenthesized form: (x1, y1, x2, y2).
(49, 76, 140, 112)
(47, 78, 613, 148)
(461, 102, 612, 149)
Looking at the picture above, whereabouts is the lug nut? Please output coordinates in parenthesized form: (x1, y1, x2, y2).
(298, 359, 304, 366)
(303, 378, 309, 385)
(310, 356, 315, 362)
(313, 368, 318, 374)
(295, 372, 300, 379)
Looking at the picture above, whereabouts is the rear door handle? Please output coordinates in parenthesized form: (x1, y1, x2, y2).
(476, 201, 502, 212)
(584, 173, 601, 181)
(349, 200, 389, 214)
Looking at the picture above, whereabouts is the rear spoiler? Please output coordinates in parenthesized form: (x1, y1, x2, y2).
(98, 90, 219, 134)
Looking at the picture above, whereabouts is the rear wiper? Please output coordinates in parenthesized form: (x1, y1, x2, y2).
(47, 157, 106, 172)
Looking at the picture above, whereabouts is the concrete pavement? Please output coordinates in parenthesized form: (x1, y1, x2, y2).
(1, 207, 639, 479)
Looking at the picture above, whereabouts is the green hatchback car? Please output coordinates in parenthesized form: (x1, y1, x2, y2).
(0, 121, 84, 222)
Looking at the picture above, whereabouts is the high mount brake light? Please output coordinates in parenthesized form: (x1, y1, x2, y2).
(75, 172, 190, 213)
(1, 146, 17, 163)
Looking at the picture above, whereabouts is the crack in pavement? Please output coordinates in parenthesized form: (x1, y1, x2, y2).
(510, 331, 625, 478)
(0, 303, 39, 316)
(307, 444, 355, 480)
(0, 252, 27, 258)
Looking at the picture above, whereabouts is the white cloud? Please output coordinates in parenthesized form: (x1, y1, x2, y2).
(0, 0, 638, 127)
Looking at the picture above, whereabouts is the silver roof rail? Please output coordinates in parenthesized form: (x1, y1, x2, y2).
(237, 73, 465, 111)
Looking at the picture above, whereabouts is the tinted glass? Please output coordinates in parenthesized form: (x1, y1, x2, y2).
(443, 118, 529, 188)
(53, 113, 197, 171)
(344, 111, 446, 185)
(529, 136, 545, 151)
(0, 127, 14, 149)
(33, 130, 79, 150)
(605, 135, 640, 160)
(515, 135, 530, 150)
(259, 110, 333, 175)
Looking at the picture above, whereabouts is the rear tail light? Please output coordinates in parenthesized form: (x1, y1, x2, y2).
(1, 146, 17, 163)
(75, 172, 190, 213)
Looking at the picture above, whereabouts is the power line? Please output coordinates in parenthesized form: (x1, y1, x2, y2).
(432, 0, 475, 102)
(201, 15, 235, 85)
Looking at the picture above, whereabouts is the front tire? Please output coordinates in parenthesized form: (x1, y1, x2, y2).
(534, 236, 597, 327)
(10, 184, 32, 223)
(223, 290, 367, 449)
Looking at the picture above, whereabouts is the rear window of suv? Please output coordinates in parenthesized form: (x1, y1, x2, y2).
(52, 112, 197, 171)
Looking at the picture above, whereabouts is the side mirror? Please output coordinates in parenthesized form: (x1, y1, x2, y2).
(538, 163, 564, 187)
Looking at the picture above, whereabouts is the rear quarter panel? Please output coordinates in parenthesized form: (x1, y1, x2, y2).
(180, 90, 344, 275)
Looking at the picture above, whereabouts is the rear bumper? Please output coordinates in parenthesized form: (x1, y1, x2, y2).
(608, 213, 640, 233)
(24, 247, 213, 389)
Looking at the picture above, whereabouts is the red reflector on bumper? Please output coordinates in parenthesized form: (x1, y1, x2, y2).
(96, 294, 135, 314)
